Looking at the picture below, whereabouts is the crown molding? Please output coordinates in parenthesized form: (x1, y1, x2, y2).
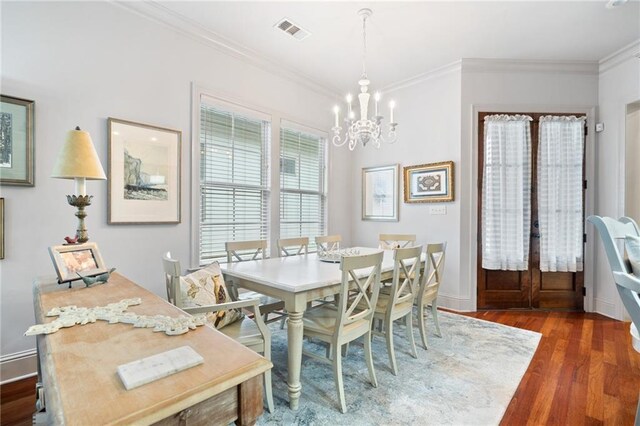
(110, 1, 341, 99)
(599, 39, 640, 74)
(460, 58, 599, 75)
(381, 60, 462, 93)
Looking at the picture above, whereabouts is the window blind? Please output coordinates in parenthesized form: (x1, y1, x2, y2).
(280, 126, 327, 251)
(200, 104, 270, 264)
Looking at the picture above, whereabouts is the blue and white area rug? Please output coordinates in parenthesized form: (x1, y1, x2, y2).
(258, 310, 541, 426)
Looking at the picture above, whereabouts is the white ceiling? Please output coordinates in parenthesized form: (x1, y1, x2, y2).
(152, 1, 640, 93)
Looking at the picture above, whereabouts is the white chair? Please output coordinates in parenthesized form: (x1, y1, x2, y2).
(225, 240, 286, 324)
(416, 242, 447, 349)
(588, 216, 640, 424)
(162, 252, 274, 413)
(277, 237, 309, 257)
(302, 251, 384, 413)
(315, 235, 342, 253)
(379, 233, 416, 249)
(369, 246, 422, 375)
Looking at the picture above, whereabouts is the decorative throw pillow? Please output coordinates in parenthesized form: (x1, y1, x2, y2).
(625, 235, 640, 276)
(179, 262, 243, 330)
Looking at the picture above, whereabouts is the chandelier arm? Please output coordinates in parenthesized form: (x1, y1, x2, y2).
(332, 128, 349, 147)
(377, 125, 398, 145)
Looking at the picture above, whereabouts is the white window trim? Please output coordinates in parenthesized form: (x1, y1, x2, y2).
(279, 119, 328, 252)
(190, 84, 331, 267)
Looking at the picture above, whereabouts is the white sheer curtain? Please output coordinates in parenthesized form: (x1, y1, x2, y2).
(538, 115, 585, 272)
(482, 115, 532, 271)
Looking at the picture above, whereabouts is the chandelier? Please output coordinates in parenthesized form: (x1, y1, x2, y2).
(332, 8, 397, 151)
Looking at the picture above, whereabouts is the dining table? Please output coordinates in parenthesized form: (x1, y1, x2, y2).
(219, 247, 423, 410)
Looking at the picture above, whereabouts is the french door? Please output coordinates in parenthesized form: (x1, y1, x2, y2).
(477, 112, 586, 310)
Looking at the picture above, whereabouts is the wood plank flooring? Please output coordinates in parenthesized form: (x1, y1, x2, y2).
(1, 311, 638, 425)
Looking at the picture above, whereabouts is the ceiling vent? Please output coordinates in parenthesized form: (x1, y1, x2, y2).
(274, 18, 311, 41)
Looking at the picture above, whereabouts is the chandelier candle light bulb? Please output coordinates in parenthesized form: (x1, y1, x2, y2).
(331, 8, 398, 151)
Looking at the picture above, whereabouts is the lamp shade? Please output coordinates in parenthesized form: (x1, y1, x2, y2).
(51, 127, 106, 180)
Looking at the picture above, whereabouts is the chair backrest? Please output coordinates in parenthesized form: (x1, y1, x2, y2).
(388, 246, 423, 309)
(162, 251, 181, 307)
(418, 243, 447, 304)
(335, 251, 384, 334)
(588, 215, 640, 329)
(379, 233, 417, 249)
(225, 240, 268, 263)
(277, 237, 309, 257)
(315, 235, 342, 253)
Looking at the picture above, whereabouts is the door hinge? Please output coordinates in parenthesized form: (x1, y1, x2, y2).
(583, 180, 587, 190)
(583, 233, 587, 243)
(582, 287, 586, 296)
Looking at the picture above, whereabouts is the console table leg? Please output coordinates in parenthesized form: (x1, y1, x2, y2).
(236, 375, 263, 426)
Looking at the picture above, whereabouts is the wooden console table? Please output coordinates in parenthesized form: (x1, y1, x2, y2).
(33, 273, 271, 425)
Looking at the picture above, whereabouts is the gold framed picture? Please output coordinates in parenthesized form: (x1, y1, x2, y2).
(107, 118, 181, 224)
(48, 242, 107, 284)
(403, 161, 454, 203)
(0, 95, 35, 186)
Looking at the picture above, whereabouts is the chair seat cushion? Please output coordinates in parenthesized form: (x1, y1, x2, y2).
(302, 305, 368, 336)
(216, 317, 264, 347)
(625, 235, 640, 276)
(360, 292, 413, 315)
(179, 262, 243, 330)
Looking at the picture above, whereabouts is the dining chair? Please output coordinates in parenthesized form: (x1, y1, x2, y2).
(162, 252, 274, 413)
(225, 240, 286, 325)
(588, 216, 640, 425)
(301, 251, 384, 413)
(369, 246, 422, 375)
(378, 233, 417, 249)
(415, 242, 447, 349)
(277, 237, 309, 257)
(315, 235, 342, 253)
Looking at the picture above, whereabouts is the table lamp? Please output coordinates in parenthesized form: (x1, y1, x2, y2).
(51, 126, 106, 243)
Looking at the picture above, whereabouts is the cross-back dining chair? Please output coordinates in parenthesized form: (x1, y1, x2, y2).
(224, 240, 286, 325)
(379, 233, 417, 249)
(369, 246, 422, 375)
(416, 242, 447, 349)
(277, 237, 309, 257)
(315, 235, 342, 253)
(301, 251, 384, 413)
(588, 216, 640, 424)
(162, 252, 274, 413)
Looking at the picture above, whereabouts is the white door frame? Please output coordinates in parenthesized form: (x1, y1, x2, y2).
(467, 104, 597, 312)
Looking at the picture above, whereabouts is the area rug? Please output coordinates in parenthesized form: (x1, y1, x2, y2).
(258, 310, 541, 426)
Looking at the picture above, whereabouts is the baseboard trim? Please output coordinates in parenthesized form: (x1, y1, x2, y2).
(1, 349, 37, 385)
(438, 294, 474, 312)
(594, 297, 619, 320)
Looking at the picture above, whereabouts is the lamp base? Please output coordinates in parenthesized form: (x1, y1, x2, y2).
(66, 195, 93, 243)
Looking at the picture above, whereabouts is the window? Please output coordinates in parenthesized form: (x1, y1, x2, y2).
(280, 124, 327, 251)
(199, 102, 270, 264)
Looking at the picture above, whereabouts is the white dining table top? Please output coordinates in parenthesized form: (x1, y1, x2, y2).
(220, 247, 422, 293)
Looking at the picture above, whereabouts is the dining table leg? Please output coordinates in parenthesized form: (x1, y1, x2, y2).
(287, 310, 304, 410)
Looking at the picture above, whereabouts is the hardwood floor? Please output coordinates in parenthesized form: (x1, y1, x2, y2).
(1, 311, 638, 425)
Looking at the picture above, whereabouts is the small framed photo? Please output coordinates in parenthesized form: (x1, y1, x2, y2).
(48, 242, 107, 284)
(404, 161, 455, 203)
(362, 164, 399, 221)
(0, 95, 35, 186)
(108, 118, 181, 224)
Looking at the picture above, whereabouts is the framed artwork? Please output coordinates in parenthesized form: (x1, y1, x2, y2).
(48, 242, 107, 283)
(403, 161, 455, 203)
(362, 164, 399, 221)
(0, 95, 35, 186)
(108, 118, 181, 224)
(0, 198, 4, 259)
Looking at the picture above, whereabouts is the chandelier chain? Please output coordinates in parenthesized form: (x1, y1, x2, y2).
(361, 13, 367, 78)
